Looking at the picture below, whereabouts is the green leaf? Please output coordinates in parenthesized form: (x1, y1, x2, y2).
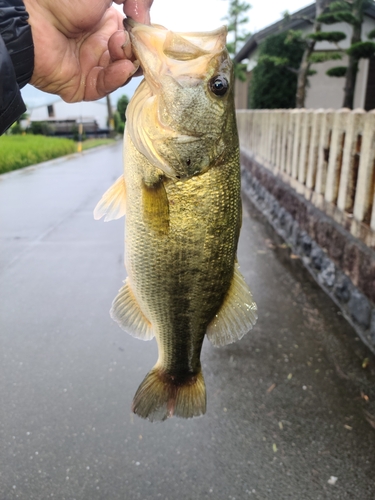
(308, 31, 346, 43)
(257, 55, 290, 66)
(328, 1, 351, 12)
(368, 29, 375, 40)
(284, 29, 304, 44)
(326, 66, 347, 77)
(347, 41, 375, 59)
(317, 13, 340, 24)
(318, 11, 357, 25)
(234, 62, 248, 81)
(308, 51, 343, 63)
(307, 69, 317, 76)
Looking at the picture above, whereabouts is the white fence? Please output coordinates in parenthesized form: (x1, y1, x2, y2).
(237, 109, 375, 246)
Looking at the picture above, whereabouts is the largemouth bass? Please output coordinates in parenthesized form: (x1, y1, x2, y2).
(94, 20, 257, 421)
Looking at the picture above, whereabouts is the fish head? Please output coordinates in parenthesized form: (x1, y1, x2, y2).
(125, 19, 235, 180)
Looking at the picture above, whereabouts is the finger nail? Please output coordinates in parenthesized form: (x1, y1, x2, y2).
(129, 60, 140, 76)
(121, 31, 130, 49)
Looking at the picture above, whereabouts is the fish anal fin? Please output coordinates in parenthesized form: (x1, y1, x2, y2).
(206, 263, 258, 347)
(110, 278, 154, 341)
(142, 177, 169, 235)
(94, 175, 126, 222)
(132, 367, 206, 421)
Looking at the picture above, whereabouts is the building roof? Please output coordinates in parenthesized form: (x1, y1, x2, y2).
(234, 1, 375, 62)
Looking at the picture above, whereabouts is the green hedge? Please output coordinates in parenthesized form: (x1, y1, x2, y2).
(0, 135, 77, 174)
(249, 32, 305, 109)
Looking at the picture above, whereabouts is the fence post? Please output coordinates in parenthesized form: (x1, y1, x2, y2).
(306, 109, 324, 190)
(315, 110, 335, 196)
(280, 111, 290, 174)
(286, 110, 297, 176)
(353, 110, 375, 226)
(325, 108, 351, 204)
(337, 109, 365, 213)
(291, 109, 304, 179)
(298, 110, 313, 185)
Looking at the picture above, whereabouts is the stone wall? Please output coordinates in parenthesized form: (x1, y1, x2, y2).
(241, 150, 375, 353)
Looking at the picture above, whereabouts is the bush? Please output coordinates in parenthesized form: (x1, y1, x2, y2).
(249, 32, 304, 109)
(28, 121, 54, 136)
(326, 66, 347, 77)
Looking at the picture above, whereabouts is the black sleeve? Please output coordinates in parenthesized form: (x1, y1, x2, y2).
(0, 0, 34, 135)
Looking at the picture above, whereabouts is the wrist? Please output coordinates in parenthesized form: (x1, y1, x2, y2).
(0, 0, 34, 88)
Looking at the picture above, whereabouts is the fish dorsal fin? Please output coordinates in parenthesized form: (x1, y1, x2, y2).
(111, 278, 154, 341)
(206, 263, 257, 347)
(93, 175, 126, 222)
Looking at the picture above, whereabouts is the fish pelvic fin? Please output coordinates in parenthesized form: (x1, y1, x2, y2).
(94, 175, 126, 221)
(111, 278, 154, 341)
(132, 367, 206, 422)
(206, 262, 258, 347)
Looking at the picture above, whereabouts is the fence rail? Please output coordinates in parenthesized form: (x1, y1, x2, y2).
(237, 109, 375, 247)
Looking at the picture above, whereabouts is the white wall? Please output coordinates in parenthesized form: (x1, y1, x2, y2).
(28, 99, 109, 129)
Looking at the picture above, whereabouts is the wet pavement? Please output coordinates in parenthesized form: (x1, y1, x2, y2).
(1, 141, 375, 500)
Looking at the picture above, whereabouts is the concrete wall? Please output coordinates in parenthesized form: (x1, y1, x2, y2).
(306, 56, 370, 110)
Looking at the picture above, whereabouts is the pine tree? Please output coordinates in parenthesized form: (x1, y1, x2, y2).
(315, 0, 375, 108)
(295, 0, 333, 107)
(223, 0, 251, 81)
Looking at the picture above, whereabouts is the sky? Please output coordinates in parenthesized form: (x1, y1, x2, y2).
(21, 0, 312, 109)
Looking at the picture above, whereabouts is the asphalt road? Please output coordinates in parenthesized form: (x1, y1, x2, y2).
(1, 142, 375, 500)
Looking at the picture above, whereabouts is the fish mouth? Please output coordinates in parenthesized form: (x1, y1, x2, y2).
(123, 18, 227, 89)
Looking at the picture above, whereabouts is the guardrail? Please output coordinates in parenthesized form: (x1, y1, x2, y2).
(237, 109, 375, 248)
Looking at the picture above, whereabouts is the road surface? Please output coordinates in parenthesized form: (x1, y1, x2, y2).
(1, 142, 375, 500)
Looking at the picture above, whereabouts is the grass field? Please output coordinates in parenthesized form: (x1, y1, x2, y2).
(0, 136, 116, 174)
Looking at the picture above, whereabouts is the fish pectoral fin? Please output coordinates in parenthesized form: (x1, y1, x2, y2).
(206, 262, 258, 347)
(142, 177, 169, 235)
(93, 175, 126, 222)
(111, 278, 154, 341)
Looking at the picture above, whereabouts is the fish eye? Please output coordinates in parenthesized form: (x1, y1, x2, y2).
(209, 76, 229, 96)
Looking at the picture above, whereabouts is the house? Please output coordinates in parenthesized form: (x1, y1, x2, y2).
(27, 98, 111, 135)
(234, 2, 375, 110)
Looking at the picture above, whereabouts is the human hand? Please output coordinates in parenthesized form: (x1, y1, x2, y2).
(23, 0, 153, 102)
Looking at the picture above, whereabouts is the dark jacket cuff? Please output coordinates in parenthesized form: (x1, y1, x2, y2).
(0, 0, 34, 88)
(0, 0, 34, 134)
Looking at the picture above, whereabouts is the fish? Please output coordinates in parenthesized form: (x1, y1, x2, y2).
(94, 19, 257, 421)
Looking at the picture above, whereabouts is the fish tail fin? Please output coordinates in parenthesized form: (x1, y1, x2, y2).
(132, 367, 206, 421)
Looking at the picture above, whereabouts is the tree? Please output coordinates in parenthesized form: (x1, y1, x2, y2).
(249, 32, 305, 108)
(316, 0, 375, 108)
(117, 95, 129, 121)
(223, 0, 251, 81)
(295, 0, 333, 107)
(115, 95, 129, 134)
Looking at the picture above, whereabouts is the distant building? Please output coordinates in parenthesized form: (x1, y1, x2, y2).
(234, 3, 375, 110)
(27, 99, 111, 136)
